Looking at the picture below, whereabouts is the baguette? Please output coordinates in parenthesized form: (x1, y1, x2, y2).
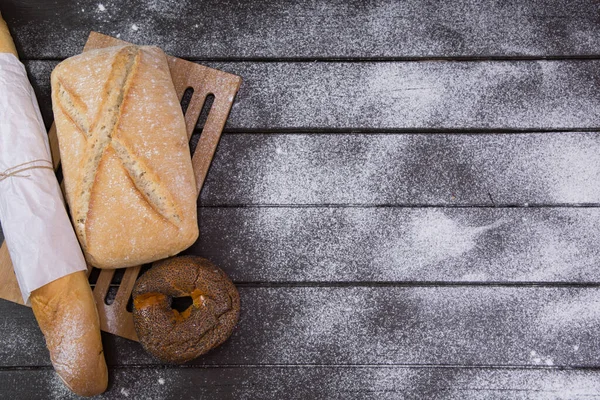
(31, 271, 108, 397)
(51, 45, 198, 269)
(0, 13, 108, 397)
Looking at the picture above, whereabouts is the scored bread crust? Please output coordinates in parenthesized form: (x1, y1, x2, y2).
(51, 45, 198, 269)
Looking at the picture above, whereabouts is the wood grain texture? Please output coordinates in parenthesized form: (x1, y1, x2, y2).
(4, 207, 600, 283)
(201, 132, 600, 206)
(2, 286, 600, 367)
(3, 1, 600, 397)
(24, 59, 600, 131)
(3, 0, 600, 60)
(1, 367, 600, 400)
(191, 207, 600, 282)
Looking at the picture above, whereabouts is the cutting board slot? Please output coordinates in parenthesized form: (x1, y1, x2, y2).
(88, 267, 101, 285)
(126, 294, 134, 313)
(104, 268, 124, 305)
(197, 93, 215, 130)
(180, 87, 194, 115)
(190, 94, 215, 155)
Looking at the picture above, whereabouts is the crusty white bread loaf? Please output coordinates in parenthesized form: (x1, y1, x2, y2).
(51, 45, 199, 269)
(31, 271, 108, 397)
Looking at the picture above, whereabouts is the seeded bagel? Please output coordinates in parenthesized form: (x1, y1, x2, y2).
(132, 256, 240, 363)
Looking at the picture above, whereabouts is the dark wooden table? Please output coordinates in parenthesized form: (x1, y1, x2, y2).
(2, 0, 600, 398)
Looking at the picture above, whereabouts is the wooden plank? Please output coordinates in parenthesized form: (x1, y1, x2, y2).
(4, 0, 600, 59)
(5, 207, 599, 283)
(2, 286, 600, 367)
(2, 367, 600, 400)
(191, 207, 600, 283)
(24, 59, 600, 131)
(201, 132, 600, 206)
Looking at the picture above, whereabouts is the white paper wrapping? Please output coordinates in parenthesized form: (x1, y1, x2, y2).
(0, 53, 86, 304)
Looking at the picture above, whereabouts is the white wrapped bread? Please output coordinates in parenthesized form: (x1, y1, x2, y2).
(0, 12, 107, 396)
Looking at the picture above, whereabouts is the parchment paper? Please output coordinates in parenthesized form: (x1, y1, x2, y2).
(0, 53, 86, 304)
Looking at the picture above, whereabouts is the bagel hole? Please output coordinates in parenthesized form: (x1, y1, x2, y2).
(171, 296, 194, 313)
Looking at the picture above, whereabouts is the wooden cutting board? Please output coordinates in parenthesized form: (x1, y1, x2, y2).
(0, 32, 241, 341)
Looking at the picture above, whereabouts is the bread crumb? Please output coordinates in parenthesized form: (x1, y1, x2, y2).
(158, 378, 165, 385)
(98, 4, 106, 11)
(120, 388, 130, 397)
(131, 24, 139, 31)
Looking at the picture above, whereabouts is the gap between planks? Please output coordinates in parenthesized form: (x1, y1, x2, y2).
(22, 55, 600, 63)
(195, 204, 600, 208)
(2, 363, 600, 371)
(94, 282, 600, 289)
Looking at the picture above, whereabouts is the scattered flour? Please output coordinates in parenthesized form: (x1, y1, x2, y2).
(238, 286, 600, 368)
(9, 1, 600, 59)
(200, 206, 600, 282)
(446, 369, 600, 400)
(536, 291, 600, 329)
(216, 60, 600, 129)
(146, 0, 191, 14)
(380, 210, 505, 271)
(48, 373, 76, 399)
(5, 4, 600, 399)
(204, 132, 600, 206)
(194, 130, 600, 284)
(0, 306, 46, 365)
(529, 350, 554, 366)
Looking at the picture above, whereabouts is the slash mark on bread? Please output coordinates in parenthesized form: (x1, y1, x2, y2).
(55, 46, 181, 245)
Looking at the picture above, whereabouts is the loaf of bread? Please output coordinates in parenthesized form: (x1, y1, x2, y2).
(31, 271, 108, 397)
(50, 45, 199, 269)
(1, 14, 107, 396)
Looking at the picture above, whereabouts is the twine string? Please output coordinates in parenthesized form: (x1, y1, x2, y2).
(0, 159, 54, 182)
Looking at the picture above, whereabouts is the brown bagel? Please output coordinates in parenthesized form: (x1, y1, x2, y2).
(132, 256, 240, 363)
